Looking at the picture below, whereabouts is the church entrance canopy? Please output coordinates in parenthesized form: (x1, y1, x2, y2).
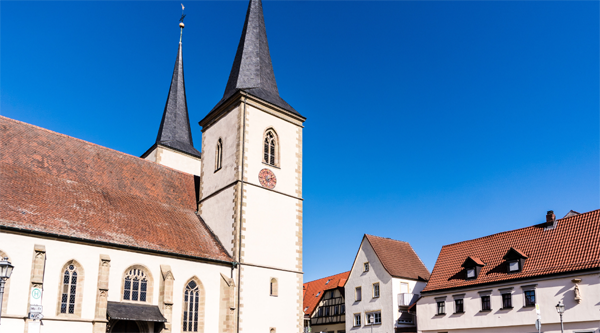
(107, 302, 167, 323)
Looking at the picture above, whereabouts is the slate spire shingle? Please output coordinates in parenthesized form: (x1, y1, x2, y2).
(156, 40, 201, 157)
(211, 0, 300, 116)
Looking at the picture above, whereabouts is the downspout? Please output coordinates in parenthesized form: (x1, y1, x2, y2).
(236, 95, 247, 332)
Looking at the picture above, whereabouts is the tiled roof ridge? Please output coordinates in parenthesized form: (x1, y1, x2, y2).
(440, 209, 600, 249)
(303, 271, 350, 285)
(366, 233, 410, 245)
(1, 116, 198, 178)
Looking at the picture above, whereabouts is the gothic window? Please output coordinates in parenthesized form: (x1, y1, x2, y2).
(56, 260, 84, 317)
(215, 139, 223, 171)
(263, 129, 278, 167)
(270, 278, 278, 297)
(183, 279, 203, 332)
(60, 265, 78, 314)
(123, 267, 150, 302)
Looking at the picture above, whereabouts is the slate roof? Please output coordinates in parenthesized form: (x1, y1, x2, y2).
(207, 0, 301, 117)
(155, 41, 201, 158)
(422, 209, 600, 293)
(365, 234, 431, 281)
(0, 116, 232, 263)
(303, 271, 349, 315)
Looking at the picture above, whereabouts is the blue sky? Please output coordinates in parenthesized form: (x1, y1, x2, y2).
(1, 1, 598, 283)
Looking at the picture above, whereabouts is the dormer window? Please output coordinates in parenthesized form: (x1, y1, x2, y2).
(461, 256, 485, 280)
(466, 268, 476, 279)
(503, 247, 528, 273)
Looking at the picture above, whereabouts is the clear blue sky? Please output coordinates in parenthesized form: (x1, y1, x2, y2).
(1, 1, 598, 283)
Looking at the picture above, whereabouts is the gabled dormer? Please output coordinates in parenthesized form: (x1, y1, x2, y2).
(503, 247, 528, 273)
(461, 256, 485, 279)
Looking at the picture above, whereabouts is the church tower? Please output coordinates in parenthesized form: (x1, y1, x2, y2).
(142, 23, 202, 176)
(198, 0, 305, 331)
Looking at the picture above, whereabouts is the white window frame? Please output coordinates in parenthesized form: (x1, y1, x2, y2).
(366, 311, 381, 325)
(373, 283, 380, 298)
(353, 313, 361, 327)
(364, 262, 369, 272)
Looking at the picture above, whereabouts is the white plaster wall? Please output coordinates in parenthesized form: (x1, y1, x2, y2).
(0, 232, 231, 333)
(391, 277, 426, 329)
(239, 265, 300, 333)
(242, 185, 299, 270)
(200, 106, 240, 196)
(345, 239, 394, 333)
(244, 104, 300, 198)
(144, 148, 158, 163)
(417, 273, 600, 333)
(157, 147, 201, 176)
(199, 187, 236, 255)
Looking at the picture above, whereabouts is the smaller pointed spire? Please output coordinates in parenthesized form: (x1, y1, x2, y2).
(155, 22, 200, 158)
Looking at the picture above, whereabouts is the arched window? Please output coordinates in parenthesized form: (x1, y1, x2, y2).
(123, 267, 152, 302)
(56, 260, 84, 317)
(183, 278, 205, 332)
(270, 278, 278, 297)
(0, 251, 10, 316)
(263, 129, 279, 167)
(61, 265, 78, 314)
(215, 138, 223, 171)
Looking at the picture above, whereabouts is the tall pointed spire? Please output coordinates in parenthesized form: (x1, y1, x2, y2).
(213, 0, 300, 116)
(155, 26, 201, 158)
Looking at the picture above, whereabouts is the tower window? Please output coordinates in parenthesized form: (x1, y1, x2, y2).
(215, 138, 223, 171)
(263, 129, 278, 167)
(270, 278, 278, 297)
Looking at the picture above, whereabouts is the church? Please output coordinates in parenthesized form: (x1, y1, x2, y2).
(0, 0, 305, 332)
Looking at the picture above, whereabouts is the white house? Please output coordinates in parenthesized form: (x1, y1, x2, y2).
(417, 210, 600, 333)
(345, 235, 430, 333)
(0, 0, 306, 332)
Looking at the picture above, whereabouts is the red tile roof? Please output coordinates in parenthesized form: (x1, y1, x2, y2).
(0, 116, 232, 263)
(365, 235, 430, 281)
(303, 271, 350, 315)
(422, 209, 600, 293)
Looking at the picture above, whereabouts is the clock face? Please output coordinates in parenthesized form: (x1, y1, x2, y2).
(258, 168, 277, 189)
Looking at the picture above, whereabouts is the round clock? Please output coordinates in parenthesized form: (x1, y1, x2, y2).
(258, 168, 277, 189)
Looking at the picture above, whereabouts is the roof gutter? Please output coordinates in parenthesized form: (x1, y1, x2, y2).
(0, 224, 235, 268)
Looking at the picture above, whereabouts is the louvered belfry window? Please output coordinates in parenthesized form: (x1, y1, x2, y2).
(263, 130, 277, 166)
(60, 265, 77, 314)
(123, 268, 148, 302)
(183, 280, 200, 332)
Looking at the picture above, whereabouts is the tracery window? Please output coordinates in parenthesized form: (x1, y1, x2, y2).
(123, 268, 148, 302)
(215, 138, 223, 171)
(263, 129, 278, 166)
(183, 280, 200, 332)
(60, 264, 78, 314)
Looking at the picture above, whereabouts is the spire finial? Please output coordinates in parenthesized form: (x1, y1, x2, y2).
(179, 3, 186, 42)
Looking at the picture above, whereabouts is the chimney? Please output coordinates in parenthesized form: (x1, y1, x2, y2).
(546, 210, 556, 226)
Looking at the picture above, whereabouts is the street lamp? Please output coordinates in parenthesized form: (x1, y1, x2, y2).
(0, 257, 15, 325)
(555, 300, 565, 333)
(369, 314, 374, 333)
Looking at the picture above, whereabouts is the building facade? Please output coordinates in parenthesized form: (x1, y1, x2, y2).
(417, 210, 600, 333)
(345, 235, 430, 333)
(303, 272, 350, 333)
(0, 0, 305, 332)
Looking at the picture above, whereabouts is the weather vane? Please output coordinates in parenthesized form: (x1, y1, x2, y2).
(180, 3, 186, 23)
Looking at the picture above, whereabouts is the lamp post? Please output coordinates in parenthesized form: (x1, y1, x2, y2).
(369, 314, 374, 333)
(555, 300, 565, 333)
(0, 257, 15, 325)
